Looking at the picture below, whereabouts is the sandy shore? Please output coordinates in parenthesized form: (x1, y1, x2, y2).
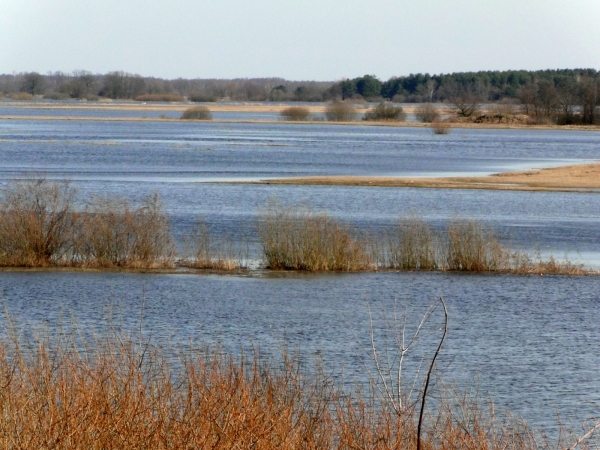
(257, 163, 600, 192)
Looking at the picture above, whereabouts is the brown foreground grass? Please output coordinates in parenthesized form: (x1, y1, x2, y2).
(260, 162, 600, 192)
(0, 324, 595, 449)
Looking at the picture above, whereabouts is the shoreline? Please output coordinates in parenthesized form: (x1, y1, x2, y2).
(253, 162, 600, 192)
(1, 114, 599, 131)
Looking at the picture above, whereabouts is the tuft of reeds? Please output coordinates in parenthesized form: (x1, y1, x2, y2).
(258, 201, 373, 271)
(74, 194, 175, 268)
(387, 216, 439, 270)
(134, 93, 184, 102)
(325, 100, 358, 122)
(0, 179, 77, 267)
(184, 218, 242, 270)
(445, 219, 509, 271)
(363, 102, 406, 121)
(280, 106, 311, 121)
(181, 106, 213, 120)
(431, 120, 450, 134)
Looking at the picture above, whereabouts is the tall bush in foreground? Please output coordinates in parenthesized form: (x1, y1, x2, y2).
(0, 179, 76, 266)
(325, 101, 358, 122)
(181, 106, 213, 120)
(363, 102, 406, 121)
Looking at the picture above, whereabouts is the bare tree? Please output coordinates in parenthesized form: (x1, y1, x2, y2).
(446, 83, 481, 117)
(20, 72, 45, 96)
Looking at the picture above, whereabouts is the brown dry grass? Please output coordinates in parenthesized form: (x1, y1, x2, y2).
(260, 162, 600, 192)
(134, 93, 185, 102)
(0, 323, 592, 449)
(280, 106, 311, 121)
(258, 201, 373, 271)
(183, 218, 242, 270)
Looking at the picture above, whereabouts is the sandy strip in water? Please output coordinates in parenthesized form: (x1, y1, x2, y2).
(256, 163, 600, 192)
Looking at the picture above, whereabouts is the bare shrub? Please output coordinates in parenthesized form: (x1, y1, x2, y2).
(9, 92, 33, 101)
(258, 201, 373, 271)
(0, 179, 77, 267)
(363, 102, 406, 121)
(431, 120, 450, 134)
(188, 92, 217, 102)
(74, 194, 174, 268)
(387, 216, 438, 270)
(445, 219, 509, 271)
(43, 92, 71, 100)
(185, 218, 241, 270)
(134, 93, 184, 102)
(415, 103, 440, 123)
(181, 106, 213, 120)
(280, 106, 311, 121)
(325, 101, 358, 122)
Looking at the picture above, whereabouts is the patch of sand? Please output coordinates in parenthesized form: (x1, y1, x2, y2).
(258, 163, 600, 192)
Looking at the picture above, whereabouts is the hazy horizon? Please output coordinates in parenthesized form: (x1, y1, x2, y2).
(1, 0, 599, 81)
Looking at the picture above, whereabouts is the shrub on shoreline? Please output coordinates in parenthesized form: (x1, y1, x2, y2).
(363, 102, 406, 121)
(181, 106, 213, 120)
(415, 103, 440, 123)
(325, 101, 358, 122)
(9, 92, 33, 101)
(280, 106, 311, 121)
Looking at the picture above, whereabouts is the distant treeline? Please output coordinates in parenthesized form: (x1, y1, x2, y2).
(1, 69, 599, 123)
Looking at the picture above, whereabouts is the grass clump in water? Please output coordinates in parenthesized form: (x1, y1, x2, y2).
(387, 216, 439, 270)
(184, 218, 242, 270)
(325, 100, 358, 122)
(280, 106, 311, 121)
(363, 102, 406, 121)
(258, 201, 373, 271)
(180, 106, 213, 120)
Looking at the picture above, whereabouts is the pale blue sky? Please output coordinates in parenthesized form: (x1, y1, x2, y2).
(1, 0, 599, 80)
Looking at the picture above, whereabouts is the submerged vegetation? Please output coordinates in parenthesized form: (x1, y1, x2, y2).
(0, 180, 592, 274)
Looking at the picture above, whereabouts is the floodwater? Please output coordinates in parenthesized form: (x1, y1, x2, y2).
(0, 115, 599, 434)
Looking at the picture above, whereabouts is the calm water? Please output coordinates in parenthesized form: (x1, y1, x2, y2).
(0, 116, 599, 434)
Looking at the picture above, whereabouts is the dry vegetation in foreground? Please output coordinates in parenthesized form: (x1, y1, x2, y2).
(0, 180, 593, 274)
(0, 309, 598, 449)
(180, 106, 213, 120)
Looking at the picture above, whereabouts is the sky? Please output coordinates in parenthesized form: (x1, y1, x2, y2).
(1, 0, 599, 81)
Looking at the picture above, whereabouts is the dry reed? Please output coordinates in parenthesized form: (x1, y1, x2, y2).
(0, 322, 587, 449)
(280, 106, 311, 121)
(9, 92, 33, 100)
(258, 201, 373, 271)
(74, 194, 175, 268)
(325, 101, 358, 122)
(0, 179, 77, 267)
(184, 218, 242, 270)
(431, 120, 450, 135)
(363, 102, 407, 121)
(387, 216, 439, 270)
(180, 106, 213, 120)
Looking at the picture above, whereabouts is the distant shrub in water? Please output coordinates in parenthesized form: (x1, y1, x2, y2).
(188, 92, 217, 102)
(415, 103, 440, 123)
(258, 201, 373, 271)
(363, 102, 406, 121)
(134, 93, 184, 102)
(181, 106, 213, 120)
(387, 216, 438, 270)
(280, 106, 311, 121)
(431, 120, 450, 135)
(10, 92, 33, 101)
(325, 101, 358, 122)
(185, 218, 241, 270)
